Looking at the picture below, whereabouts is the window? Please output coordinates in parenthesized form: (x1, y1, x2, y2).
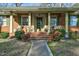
(21, 16, 28, 26)
(70, 16, 78, 26)
(0, 16, 9, 26)
(50, 17, 57, 27)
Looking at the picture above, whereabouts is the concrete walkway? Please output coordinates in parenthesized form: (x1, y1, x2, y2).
(28, 40, 53, 56)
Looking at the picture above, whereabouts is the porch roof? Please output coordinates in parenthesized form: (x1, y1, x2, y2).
(0, 6, 79, 15)
(0, 6, 79, 12)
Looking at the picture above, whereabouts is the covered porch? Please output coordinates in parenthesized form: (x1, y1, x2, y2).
(0, 7, 79, 37)
(11, 12, 69, 36)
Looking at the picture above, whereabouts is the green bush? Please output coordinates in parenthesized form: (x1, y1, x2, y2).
(69, 31, 79, 40)
(55, 28, 66, 37)
(54, 29, 65, 41)
(49, 28, 66, 41)
(15, 30, 24, 40)
(0, 32, 9, 39)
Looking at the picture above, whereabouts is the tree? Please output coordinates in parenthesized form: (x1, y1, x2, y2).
(39, 3, 74, 8)
(0, 3, 8, 7)
(14, 3, 22, 7)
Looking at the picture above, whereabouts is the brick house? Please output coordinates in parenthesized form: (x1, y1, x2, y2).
(0, 3, 79, 36)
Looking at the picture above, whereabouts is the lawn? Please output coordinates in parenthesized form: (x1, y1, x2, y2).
(0, 39, 31, 56)
(48, 39, 79, 56)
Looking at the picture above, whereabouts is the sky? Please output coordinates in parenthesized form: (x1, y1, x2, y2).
(0, 3, 75, 7)
(0, 0, 78, 3)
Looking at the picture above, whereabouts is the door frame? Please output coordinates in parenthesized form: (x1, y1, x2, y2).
(33, 13, 46, 32)
(36, 16, 44, 31)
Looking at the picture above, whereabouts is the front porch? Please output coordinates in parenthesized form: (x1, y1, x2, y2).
(10, 12, 69, 37)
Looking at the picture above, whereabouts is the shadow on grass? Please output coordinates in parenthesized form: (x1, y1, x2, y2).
(48, 40, 79, 56)
(0, 39, 31, 56)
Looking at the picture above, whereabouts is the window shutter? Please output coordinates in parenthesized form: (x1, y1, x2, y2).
(6, 18, 10, 26)
(18, 15, 21, 25)
(68, 15, 70, 26)
(57, 17, 59, 25)
(77, 15, 79, 26)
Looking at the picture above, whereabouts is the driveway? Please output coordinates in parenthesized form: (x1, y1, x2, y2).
(28, 40, 52, 56)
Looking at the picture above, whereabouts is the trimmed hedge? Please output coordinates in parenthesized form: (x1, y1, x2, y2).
(69, 31, 79, 40)
(0, 32, 9, 39)
(15, 30, 24, 40)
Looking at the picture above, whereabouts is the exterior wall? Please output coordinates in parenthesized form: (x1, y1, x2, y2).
(13, 16, 19, 32)
(68, 15, 79, 32)
(59, 13, 65, 26)
(1, 12, 79, 37)
(0, 26, 10, 32)
(51, 13, 65, 27)
(0, 15, 10, 33)
(69, 26, 79, 32)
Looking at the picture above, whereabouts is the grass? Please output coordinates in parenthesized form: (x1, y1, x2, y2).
(48, 39, 79, 56)
(0, 39, 31, 56)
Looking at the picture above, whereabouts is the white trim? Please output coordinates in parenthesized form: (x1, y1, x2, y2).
(27, 40, 33, 56)
(48, 12, 51, 33)
(65, 13, 69, 33)
(29, 13, 31, 27)
(45, 41, 53, 56)
(28, 13, 31, 32)
(10, 15, 13, 33)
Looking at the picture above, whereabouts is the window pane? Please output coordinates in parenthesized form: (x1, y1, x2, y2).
(70, 16, 77, 26)
(22, 17, 28, 26)
(50, 17, 57, 27)
(0, 16, 8, 26)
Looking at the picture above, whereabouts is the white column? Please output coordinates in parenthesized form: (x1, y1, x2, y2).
(65, 13, 69, 38)
(48, 12, 51, 33)
(10, 15, 13, 33)
(28, 13, 31, 32)
(29, 13, 31, 27)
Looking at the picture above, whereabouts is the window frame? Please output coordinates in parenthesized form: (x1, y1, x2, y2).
(50, 16, 58, 27)
(70, 15, 78, 27)
(0, 16, 9, 26)
(21, 15, 29, 26)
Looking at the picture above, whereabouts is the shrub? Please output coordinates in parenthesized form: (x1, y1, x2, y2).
(21, 33, 30, 42)
(55, 28, 65, 37)
(69, 31, 79, 40)
(15, 30, 24, 40)
(48, 28, 66, 41)
(0, 32, 9, 39)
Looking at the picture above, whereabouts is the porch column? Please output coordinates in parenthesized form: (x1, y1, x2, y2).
(28, 13, 31, 32)
(48, 12, 51, 33)
(10, 15, 13, 33)
(65, 13, 69, 38)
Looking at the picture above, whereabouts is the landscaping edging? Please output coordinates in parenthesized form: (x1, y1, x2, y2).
(27, 40, 33, 56)
(45, 40, 53, 56)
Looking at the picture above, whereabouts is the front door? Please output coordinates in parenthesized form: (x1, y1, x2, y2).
(36, 17, 44, 31)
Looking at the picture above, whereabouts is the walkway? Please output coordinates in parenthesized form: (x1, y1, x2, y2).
(28, 40, 53, 56)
